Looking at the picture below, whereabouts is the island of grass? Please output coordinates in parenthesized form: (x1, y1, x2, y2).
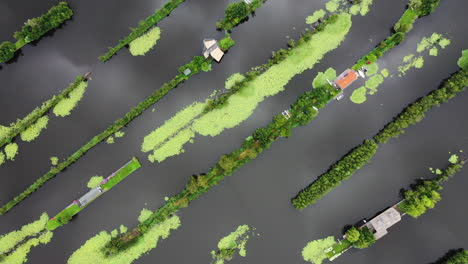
(0, 2, 73, 63)
(46, 157, 141, 230)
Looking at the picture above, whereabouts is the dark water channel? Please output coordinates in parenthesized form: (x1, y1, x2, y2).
(0, 0, 467, 263)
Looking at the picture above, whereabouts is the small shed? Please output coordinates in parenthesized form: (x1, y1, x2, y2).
(183, 68, 192, 76)
(203, 39, 224, 62)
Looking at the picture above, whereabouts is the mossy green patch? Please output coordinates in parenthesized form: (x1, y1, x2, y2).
(312, 68, 337, 89)
(429, 47, 438, 56)
(306, 9, 326, 24)
(149, 127, 194, 163)
(129, 27, 161, 56)
(143, 14, 353, 163)
(5, 143, 18, 161)
(53, 81, 88, 117)
(457, 49, 468, 70)
(67, 215, 180, 264)
(350, 86, 368, 104)
(50, 157, 58, 166)
(325, 0, 340, 12)
(87, 176, 104, 189)
(365, 74, 384, 93)
(20, 115, 49, 142)
(106, 136, 114, 144)
(302, 236, 336, 264)
(141, 102, 205, 153)
(398, 56, 424, 76)
(417, 33, 450, 53)
(225, 73, 245, 90)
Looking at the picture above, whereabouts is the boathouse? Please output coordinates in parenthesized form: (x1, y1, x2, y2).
(363, 207, 402, 240)
(203, 39, 224, 62)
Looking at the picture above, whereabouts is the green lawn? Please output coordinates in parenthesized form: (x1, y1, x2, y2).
(325, 239, 352, 259)
(101, 157, 141, 190)
(46, 204, 81, 231)
(14, 39, 27, 50)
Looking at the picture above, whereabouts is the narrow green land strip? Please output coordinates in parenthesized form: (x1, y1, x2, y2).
(46, 204, 81, 231)
(101, 157, 141, 190)
(0, 213, 48, 255)
(0, 76, 86, 149)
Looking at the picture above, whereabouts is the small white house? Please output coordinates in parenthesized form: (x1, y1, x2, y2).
(203, 39, 224, 62)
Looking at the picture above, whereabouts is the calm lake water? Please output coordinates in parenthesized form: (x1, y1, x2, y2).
(0, 0, 467, 263)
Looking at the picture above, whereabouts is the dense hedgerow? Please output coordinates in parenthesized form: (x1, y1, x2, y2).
(0, 2, 73, 63)
(0, 76, 86, 149)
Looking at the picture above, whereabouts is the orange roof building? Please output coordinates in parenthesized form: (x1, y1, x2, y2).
(334, 69, 358, 90)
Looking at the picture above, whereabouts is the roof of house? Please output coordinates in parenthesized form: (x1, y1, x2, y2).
(78, 187, 102, 207)
(334, 69, 358, 90)
(202, 39, 224, 62)
(366, 207, 402, 240)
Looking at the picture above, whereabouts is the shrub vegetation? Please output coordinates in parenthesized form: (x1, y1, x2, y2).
(216, 0, 267, 31)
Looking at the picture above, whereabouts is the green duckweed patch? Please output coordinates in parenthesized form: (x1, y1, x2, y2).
(53, 81, 88, 117)
(19, 115, 49, 142)
(143, 14, 353, 163)
(67, 215, 180, 264)
(0, 152, 4, 165)
(211, 225, 255, 264)
(225, 73, 245, 90)
(5, 143, 18, 161)
(50, 157, 58, 166)
(87, 176, 104, 189)
(306, 9, 326, 24)
(350, 86, 368, 104)
(398, 54, 424, 76)
(114, 131, 125, 138)
(302, 236, 336, 264)
(458, 49, 468, 70)
(106, 136, 114, 144)
(129, 27, 161, 56)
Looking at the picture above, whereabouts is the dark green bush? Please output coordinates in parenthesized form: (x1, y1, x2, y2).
(0, 41, 16, 63)
(216, 0, 267, 31)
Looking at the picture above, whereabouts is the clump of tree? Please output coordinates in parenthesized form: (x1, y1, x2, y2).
(216, 0, 267, 31)
(0, 2, 73, 63)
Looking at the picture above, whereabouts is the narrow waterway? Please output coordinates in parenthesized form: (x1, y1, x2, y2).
(0, 0, 467, 263)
